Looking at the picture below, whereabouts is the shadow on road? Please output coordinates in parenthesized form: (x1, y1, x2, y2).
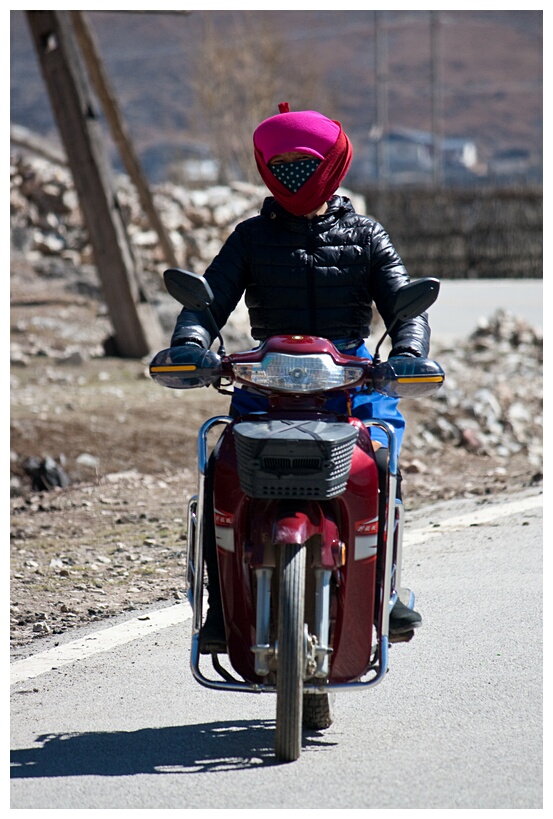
(11, 720, 337, 777)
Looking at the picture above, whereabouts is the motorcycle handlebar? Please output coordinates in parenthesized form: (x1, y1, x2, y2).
(150, 339, 444, 398)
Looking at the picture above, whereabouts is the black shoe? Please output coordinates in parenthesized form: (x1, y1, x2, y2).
(199, 606, 227, 655)
(389, 598, 422, 638)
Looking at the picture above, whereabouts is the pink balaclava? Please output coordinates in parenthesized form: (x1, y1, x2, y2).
(253, 102, 353, 216)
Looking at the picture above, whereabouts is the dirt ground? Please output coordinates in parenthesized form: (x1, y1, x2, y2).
(9, 266, 542, 651)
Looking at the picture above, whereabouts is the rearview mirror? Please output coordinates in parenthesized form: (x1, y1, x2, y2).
(163, 268, 214, 311)
(163, 268, 225, 355)
(372, 277, 440, 365)
(393, 277, 440, 321)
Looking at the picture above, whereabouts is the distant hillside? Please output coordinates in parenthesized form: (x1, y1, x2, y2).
(10, 10, 542, 187)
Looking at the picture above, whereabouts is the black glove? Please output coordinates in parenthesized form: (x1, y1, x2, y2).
(171, 338, 205, 349)
(389, 350, 418, 359)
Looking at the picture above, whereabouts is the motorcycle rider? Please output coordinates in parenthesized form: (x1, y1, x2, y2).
(171, 103, 430, 653)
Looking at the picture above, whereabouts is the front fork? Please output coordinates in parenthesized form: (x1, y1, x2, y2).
(250, 567, 272, 676)
(251, 565, 332, 679)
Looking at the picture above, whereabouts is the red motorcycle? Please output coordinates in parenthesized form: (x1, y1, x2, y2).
(150, 268, 444, 762)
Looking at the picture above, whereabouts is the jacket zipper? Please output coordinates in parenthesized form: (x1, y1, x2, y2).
(306, 221, 317, 334)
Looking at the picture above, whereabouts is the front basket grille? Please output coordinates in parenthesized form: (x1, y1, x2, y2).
(233, 419, 358, 499)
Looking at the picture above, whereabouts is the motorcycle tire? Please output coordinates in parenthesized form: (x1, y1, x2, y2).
(275, 542, 306, 763)
(302, 692, 334, 730)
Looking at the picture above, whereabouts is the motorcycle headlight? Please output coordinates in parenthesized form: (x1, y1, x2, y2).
(232, 352, 364, 393)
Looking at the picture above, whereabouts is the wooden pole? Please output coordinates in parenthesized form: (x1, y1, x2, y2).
(69, 10, 180, 269)
(25, 10, 163, 358)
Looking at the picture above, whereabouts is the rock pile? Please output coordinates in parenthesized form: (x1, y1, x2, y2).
(10, 151, 265, 347)
(403, 311, 543, 471)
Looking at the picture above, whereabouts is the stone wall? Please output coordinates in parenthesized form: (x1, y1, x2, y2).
(360, 187, 543, 280)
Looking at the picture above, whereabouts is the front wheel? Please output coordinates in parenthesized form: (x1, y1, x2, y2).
(275, 542, 306, 762)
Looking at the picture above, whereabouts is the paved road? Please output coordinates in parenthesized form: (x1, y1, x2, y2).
(10, 490, 542, 809)
(429, 278, 542, 344)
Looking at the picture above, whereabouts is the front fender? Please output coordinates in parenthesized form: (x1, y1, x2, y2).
(248, 500, 341, 567)
(273, 501, 341, 561)
(273, 510, 313, 544)
(271, 503, 330, 544)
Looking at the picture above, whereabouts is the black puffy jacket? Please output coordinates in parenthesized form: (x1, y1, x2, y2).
(171, 195, 431, 357)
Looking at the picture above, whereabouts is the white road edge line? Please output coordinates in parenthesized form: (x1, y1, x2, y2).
(403, 492, 542, 546)
(11, 603, 193, 686)
(11, 492, 542, 686)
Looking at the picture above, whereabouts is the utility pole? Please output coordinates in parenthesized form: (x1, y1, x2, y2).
(26, 10, 163, 358)
(375, 11, 389, 188)
(430, 11, 443, 188)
